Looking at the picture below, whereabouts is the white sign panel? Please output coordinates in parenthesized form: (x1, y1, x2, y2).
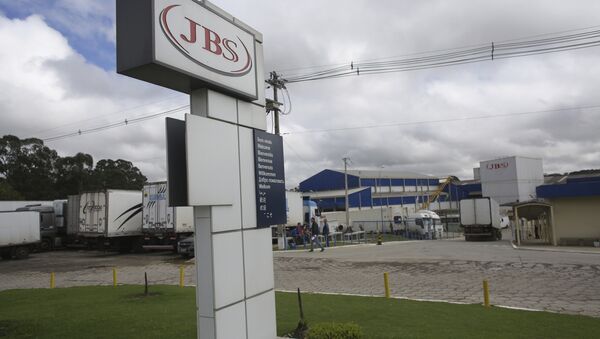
(117, 0, 258, 100)
(154, 0, 257, 97)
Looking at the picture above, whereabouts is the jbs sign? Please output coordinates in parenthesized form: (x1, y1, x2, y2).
(486, 162, 510, 170)
(117, 0, 258, 100)
(158, 3, 253, 77)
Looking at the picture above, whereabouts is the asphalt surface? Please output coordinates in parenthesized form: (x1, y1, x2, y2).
(1, 233, 599, 318)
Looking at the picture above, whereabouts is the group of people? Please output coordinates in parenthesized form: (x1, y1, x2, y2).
(289, 217, 330, 252)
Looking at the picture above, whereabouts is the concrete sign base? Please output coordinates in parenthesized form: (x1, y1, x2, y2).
(189, 89, 276, 339)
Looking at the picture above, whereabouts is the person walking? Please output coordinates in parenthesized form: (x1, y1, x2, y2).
(309, 217, 324, 252)
(322, 217, 330, 247)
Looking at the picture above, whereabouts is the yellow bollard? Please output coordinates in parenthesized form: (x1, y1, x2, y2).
(483, 279, 490, 307)
(383, 272, 390, 298)
(50, 272, 55, 289)
(179, 265, 185, 288)
(113, 267, 117, 287)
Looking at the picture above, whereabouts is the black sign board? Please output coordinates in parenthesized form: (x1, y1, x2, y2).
(253, 130, 286, 227)
(165, 117, 188, 207)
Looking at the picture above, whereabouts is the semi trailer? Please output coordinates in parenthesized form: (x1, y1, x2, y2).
(142, 182, 193, 251)
(75, 190, 143, 252)
(460, 197, 507, 241)
(0, 211, 41, 259)
(15, 205, 59, 250)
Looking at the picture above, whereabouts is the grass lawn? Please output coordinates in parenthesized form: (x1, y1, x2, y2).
(0, 286, 597, 338)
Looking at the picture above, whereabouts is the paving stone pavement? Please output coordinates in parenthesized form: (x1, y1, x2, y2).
(0, 263, 197, 290)
(273, 256, 600, 318)
(2, 239, 600, 319)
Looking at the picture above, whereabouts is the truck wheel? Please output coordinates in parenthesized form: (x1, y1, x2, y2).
(15, 247, 30, 259)
(496, 230, 503, 240)
(117, 239, 132, 253)
(132, 237, 145, 254)
(40, 239, 52, 251)
(1, 251, 11, 260)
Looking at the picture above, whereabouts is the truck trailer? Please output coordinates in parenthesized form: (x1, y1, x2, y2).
(15, 205, 59, 250)
(460, 197, 506, 241)
(76, 190, 143, 252)
(142, 182, 193, 251)
(0, 211, 41, 259)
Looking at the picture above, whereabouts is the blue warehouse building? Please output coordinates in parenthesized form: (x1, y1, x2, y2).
(298, 169, 479, 213)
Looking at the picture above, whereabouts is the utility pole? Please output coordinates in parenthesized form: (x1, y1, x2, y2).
(266, 71, 285, 135)
(343, 157, 350, 228)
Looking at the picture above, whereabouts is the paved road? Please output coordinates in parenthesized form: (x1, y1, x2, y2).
(273, 238, 600, 317)
(1, 238, 599, 318)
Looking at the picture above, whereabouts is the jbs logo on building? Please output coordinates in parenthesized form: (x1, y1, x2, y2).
(486, 162, 510, 170)
(158, 3, 253, 77)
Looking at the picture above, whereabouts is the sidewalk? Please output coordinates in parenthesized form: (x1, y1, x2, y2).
(512, 242, 600, 255)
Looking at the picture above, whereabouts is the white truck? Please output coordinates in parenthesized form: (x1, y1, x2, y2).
(286, 191, 304, 226)
(76, 190, 143, 252)
(460, 197, 506, 241)
(405, 210, 444, 239)
(142, 182, 193, 251)
(0, 201, 53, 212)
(322, 206, 403, 233)
(15, 205, 60, 250)
(0, 211, 41, 259)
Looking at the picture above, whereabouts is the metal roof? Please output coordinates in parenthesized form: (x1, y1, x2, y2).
(302, 187, 369, 199)
(331, 169, 435, 179)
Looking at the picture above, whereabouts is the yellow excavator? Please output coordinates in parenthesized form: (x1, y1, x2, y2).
(420, 176, 459, 210)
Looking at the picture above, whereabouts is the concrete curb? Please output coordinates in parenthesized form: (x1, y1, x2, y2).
(511, 241, 600, 255)
(275, 289, 549, 314)
(274, 240, 420, 253)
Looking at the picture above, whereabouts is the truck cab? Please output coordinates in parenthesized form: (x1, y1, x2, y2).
(405, 210, 443, 239)
(16, 205, 57, 250)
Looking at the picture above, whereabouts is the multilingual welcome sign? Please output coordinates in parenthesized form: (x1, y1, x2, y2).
(253, 130, 286, 227)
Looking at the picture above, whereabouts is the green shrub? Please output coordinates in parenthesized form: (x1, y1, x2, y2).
(305, 322, 363, 339)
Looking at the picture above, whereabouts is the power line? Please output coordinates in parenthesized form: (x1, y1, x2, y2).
(281, 104, 600, 136)
(33, 93, 184, 138)
(276, 24, 600, 77)
(282, 138, 319, 174)
(42, 105, 189, 142)
(281, 28, 600, 83)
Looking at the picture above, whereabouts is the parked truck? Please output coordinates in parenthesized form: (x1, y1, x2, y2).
(75, 190, 143, 252)
(15, 205, 59, 250)
(0, 211, 41, 259)
(142, 182, 193, 251)
(460, 197, 506, 241)
(405, 210, 444, 239)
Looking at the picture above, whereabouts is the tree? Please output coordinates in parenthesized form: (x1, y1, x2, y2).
(0, 179, 24, 200)
(0, 135, 58, 200)
(0, 135, 147, 199)
(90, 159, 147, 190)
(54, 152, 94, 197)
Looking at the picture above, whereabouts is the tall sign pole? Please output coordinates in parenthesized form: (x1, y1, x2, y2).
(117, 1, 281, 338)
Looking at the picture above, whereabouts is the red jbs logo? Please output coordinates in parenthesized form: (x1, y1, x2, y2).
(486, 162, 509, 170)
(159, 4, 253, 76)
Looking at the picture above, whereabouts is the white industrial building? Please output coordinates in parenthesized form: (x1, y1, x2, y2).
(478, 156, 544, 205)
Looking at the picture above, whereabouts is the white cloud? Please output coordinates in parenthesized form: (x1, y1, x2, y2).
(1, 0, 600, 191)
(0, 13, 185, 182)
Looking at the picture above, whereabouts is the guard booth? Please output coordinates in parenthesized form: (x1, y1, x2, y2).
(503, 201, 555, 246)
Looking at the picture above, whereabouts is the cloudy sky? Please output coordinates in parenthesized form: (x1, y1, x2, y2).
(1, 0, 599, 188)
